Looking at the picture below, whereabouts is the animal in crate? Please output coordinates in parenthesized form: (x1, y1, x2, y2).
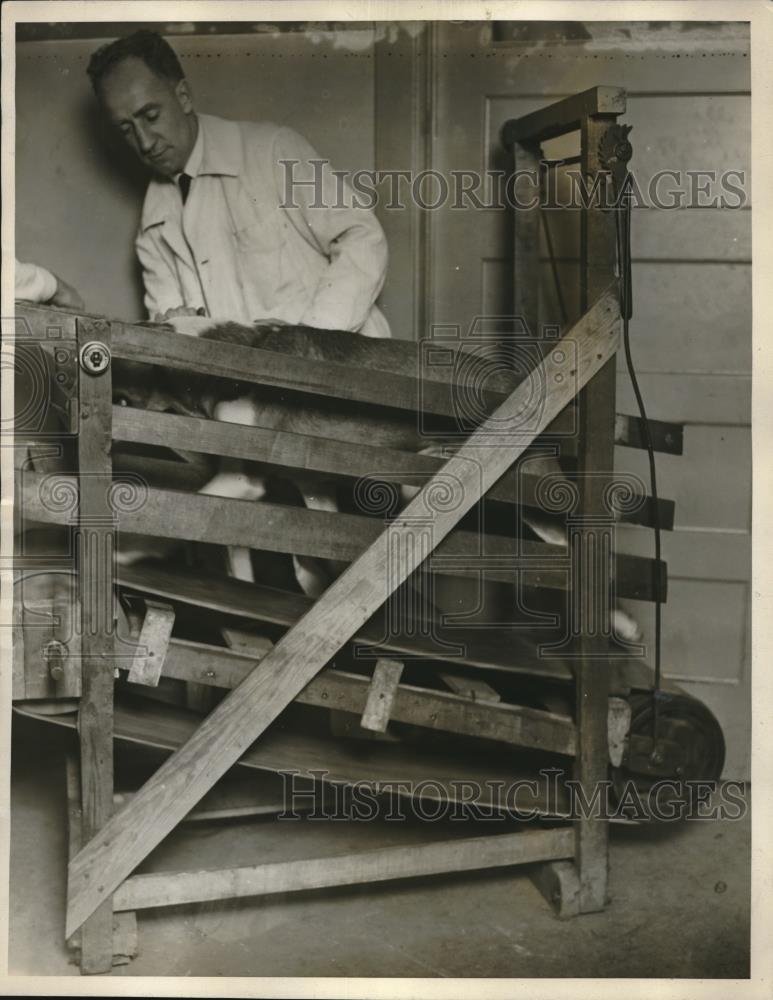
(110, 317, 642, 641)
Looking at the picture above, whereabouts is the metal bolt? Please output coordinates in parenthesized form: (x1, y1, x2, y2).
(44, 640, 67, 681)
(79, 340, 111, 375)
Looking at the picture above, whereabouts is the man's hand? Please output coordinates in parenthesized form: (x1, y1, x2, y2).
(50, 276, 84, 311)
(153, 306, 203, 322)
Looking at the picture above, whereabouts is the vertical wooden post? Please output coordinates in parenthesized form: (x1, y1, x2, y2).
(74, 319, 116, 973)
(574, 113, 619, 912)
(373, 22, 434, 340)
(513, 140, 541, 338)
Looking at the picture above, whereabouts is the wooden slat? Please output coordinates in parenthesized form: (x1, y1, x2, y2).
(17, 699, 575, 814)
(157, 638, 579, 757)
(113, 827, 575, 912)
(502, 86, 626, 145)
(439, 673, 501, 703)
(126, 600, 175, 687)
(112, 323, 500, 419)
(221, 628, 274, 658)
(112, 406, 671, 527)
(360, 659, 404, 733)
(23, 475, 666, 601)
(15, 302, 677, 461)
(112, 452, 214, 492)
(112, 405, 547, 508)
(65, 286, 620, 937)
(123, 566, 653, 699)
(615, 414, 683, 456)
(19, 300, 514, 415)
(118, 563, 577, 683)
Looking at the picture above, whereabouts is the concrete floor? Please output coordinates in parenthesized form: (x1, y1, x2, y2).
(9, 712, 750, 979)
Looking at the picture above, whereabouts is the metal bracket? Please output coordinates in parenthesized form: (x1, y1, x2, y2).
(598, 123, 633, 189)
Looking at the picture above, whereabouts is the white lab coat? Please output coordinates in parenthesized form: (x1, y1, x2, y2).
(15, 260, 57, 303)
(135, 114, 391, 337)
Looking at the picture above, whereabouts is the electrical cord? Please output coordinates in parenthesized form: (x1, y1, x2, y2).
(614, 172, 664, 735)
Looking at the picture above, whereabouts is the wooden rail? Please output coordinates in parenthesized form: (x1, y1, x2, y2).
(502, 85, 626, 146)
(22, 472, 666, 601)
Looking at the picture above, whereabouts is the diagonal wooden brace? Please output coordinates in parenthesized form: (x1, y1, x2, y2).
(66, 285, 620, 937)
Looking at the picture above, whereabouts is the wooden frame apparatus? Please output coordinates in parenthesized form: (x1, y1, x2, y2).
(13, 87, 680, 974)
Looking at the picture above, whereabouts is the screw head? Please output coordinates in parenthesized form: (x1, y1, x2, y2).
(79, 340, 110, 375)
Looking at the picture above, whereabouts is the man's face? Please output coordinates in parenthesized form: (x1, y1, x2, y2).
(98, 56, 197, 177)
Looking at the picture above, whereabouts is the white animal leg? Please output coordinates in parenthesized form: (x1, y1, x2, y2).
(227, 546, 256, 584)
(197, 456, 267, 585)
(611, 607, 642, 643)
(292, 478, 343, 596)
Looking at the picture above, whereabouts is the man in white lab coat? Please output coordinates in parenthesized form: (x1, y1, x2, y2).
(86, 30, 390, 337)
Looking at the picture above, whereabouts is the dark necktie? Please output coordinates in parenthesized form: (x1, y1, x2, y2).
(179, 172, 192, 204)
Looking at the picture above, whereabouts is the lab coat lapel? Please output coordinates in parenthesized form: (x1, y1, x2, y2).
(184, 115, 251, 319)
(141, 180, 192, 267)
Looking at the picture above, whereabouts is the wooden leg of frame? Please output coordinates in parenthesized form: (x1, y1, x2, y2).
(73, 317, 117, 974)
(65, 756, 138, 969)
(574, 659, 610, 913)
(529, 859, 581, 919)
(571, 112, 618, 915)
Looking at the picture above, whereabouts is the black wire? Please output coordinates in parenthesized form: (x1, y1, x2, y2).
(540, 209, 569, 327)
(615, 177, 663, 735)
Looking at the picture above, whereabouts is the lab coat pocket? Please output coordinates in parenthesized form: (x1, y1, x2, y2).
(233, 221, 286, 294)
(234, 220, 279, 255)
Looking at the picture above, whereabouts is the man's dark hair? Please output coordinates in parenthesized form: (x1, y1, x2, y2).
(87, 29, 184, 93)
